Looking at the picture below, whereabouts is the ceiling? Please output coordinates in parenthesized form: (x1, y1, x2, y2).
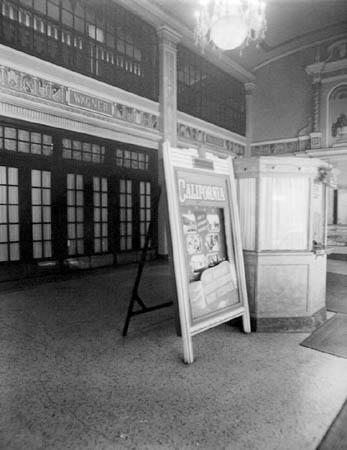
(150, 0, 347, 72)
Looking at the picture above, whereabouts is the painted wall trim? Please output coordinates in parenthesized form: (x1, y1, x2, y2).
(253, 32, 347, 72)
(177, 110, 246, 145)
(251, 137, 300, 146)
(177, 110, 246, 156)
(0, 95, 160, 149)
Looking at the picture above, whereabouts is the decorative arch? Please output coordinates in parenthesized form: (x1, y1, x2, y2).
(329, 84, 347, 146)
(330, 85, 347, 101)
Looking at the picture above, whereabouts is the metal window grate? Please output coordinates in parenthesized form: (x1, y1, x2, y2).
(177, 45, 246, 135)
(0, 0, 158, 100)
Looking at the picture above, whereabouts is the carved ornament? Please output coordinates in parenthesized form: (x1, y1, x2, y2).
(177, 122, 245, 155)
(0, 65, 159, 131)
(251, 138, 311, 156)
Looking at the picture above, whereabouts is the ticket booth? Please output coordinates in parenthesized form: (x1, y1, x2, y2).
(234, 156, 333, 332)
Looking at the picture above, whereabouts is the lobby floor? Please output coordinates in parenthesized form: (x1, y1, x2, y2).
(1, 260, 347, 450)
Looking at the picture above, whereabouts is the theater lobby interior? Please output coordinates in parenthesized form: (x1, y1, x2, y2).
(1, 0, 347, 449)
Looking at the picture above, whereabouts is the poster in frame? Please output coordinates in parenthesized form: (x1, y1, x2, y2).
(163, 142, 250, 363)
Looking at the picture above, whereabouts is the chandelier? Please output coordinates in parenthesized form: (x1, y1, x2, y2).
(194, 0, 267, 52)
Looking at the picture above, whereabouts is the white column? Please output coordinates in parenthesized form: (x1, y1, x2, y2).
(157, 26, 181, 256)
(312, 76, 321, 133)
(244, 82, 255, 157)
(309, 75, 323, 149)
(305, 65, 323, 149)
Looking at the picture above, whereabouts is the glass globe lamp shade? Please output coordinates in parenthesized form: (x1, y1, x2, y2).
(210, 16, 248, 50)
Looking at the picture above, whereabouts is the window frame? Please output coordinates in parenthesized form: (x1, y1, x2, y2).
(0, 0, 159, 100)
(0, 118, 158, 268)
(177, 45, 246, 135)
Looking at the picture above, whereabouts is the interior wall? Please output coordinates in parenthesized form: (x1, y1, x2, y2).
(252, 48, 315, 142)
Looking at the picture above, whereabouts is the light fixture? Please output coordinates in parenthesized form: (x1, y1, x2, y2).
(194, 0, 267, 52)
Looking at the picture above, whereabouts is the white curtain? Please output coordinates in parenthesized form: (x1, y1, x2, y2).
(327, 187, 335, 225)
(259, 177, 309, 250)
(337, 188, 347, 224)
(237, 178, 256, 251)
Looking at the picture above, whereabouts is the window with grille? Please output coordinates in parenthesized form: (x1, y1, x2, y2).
(0, 166, 20, 262)
(119, 179, 132, 251)
(139, 181, 151, 248)
(66, 173, 84, 256)
(116, 148, 149, 170)
(0, 0, 158, 100)
(62, 138, 105, 163)
(93, 176, 108, 253)
(0, 125, 53, 156)
(177, 46, 245, 135)
(31, 169, 52, 259)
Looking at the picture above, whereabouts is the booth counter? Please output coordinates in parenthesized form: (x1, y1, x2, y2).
(234, 156, 332, 332)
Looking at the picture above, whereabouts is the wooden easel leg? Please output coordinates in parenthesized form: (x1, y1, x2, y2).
(242, 313, 251, 333)
(122, 296, 136, 337)
(182, 333, 194, 364)
(121, 186, 177, 336)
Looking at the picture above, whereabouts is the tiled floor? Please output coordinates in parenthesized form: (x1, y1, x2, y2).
(1, 260, 347, 450)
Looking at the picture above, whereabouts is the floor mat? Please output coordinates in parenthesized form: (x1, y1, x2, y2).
(316, 397, 347, 450)
(301, 314, 347, 359)
(328, 254, 347, 261)
(326, 273, 347, 314)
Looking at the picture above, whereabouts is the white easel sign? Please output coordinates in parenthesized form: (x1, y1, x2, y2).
(163, 142, 250, 364)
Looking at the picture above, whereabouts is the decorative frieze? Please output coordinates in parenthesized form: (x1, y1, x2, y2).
(251, 138, 311, 156)
(205, 134, 224, 147)
(0, 65, 159, 131)
(227, 141, 245, 156)
(114, 103, 158, 130)
(0, 65, 66, 104)
(177, 122, 245, 156)
(177, 122, 204, 142)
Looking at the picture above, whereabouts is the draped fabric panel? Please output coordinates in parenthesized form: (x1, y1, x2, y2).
(237, 178, 256, 251)
(259, 177, 309, 250)
(337, 188, 347, 224)
(327, 187, 335, 225)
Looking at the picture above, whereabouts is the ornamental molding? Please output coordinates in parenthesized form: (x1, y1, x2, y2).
(0, 99, 160, 149)
(0, 65, 160, 133)
(320, 71, 347, 84)
(157, 25, 182, 48)
(0, 65, 66, 104)
(251, 137, 311, 156)
(306, 40, 347, 81)
(244, 82, 256, 95)
(306, 60, 347, 80)
(326, 39, 347, 63)
(305, 147, 347, 158)
(177, 121, 245, 156)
